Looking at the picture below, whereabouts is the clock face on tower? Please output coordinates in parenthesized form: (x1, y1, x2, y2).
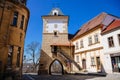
(45, 20, 66, 33)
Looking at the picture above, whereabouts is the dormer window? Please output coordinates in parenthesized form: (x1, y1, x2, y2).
(53, 10, 58, 16)
(54, 13, 57, 15)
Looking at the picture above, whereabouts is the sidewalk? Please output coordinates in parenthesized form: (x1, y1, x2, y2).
(86, 73, 120, 80)
(73, 71, 107, 76)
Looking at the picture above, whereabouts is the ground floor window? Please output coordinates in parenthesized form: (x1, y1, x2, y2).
(7, 46, 13, 67)
(91, 57, 95, 66)
(111, 56, 120, 72)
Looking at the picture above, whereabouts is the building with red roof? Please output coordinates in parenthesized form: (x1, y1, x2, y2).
(72, 12, 120, 73)
(101, 20, 120, 73)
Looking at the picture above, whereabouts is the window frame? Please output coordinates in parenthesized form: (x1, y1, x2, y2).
(118, 34, 120, 45)
(94, 34, 99, 43)
(76, 55, 79, 63)
(54, 31, 58, 37)
(16, 47, 21, 67)
(108, 36, 114, 48)
(88, 36, 92, 46)
(75, 41, 79, 50)
(11, 11, 18, 26)
(20, 15, 25, 29)
(91, 57, 95, 66)
(7, 46, 14, 67)
(80, 40, 84, 48)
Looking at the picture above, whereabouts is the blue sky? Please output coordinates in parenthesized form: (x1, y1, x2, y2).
(25, 0, 120, 46)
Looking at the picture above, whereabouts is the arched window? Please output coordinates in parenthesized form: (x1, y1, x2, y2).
(54, 12, 57, 15)
(52, 10, 58, 16)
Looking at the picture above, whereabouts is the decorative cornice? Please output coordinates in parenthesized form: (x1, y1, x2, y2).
(75, 47, 103, 54)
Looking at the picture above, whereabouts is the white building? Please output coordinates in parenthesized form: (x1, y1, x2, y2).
(72, 12, 119, 73)
(101, 20, 120, 73)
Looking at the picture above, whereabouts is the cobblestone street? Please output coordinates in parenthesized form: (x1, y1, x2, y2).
(22, 73, 120, 80)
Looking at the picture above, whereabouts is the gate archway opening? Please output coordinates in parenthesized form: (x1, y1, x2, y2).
(49, 59, 64, 75)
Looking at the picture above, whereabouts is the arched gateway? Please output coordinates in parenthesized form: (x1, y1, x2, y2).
(38, 8, 80, 75)
(49, 59, 63, 75)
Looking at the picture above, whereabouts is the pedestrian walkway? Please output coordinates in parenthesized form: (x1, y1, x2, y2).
(86, 73, 120, 80)
(22, 73, 120, 80)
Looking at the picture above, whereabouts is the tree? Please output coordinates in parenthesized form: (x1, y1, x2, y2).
(25, 41, 41, 72)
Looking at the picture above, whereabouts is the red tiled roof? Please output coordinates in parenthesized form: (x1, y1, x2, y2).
(102, 20, 120, 34)
(72, 12, 107, 40)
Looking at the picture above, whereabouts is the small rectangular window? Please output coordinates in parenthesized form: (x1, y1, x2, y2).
(54, 31, 58, 37)
(76, 56, 79, 62)
(80, 40, 84, 48)
(75, 42, 79, 50)
(51, 46, 57, 53)
(88, 36, 92, 45)
(16, 47, 21, 67)
(7, 46, 13, 67)
(20, 33, 22, 42)
(108, 36, 114, 47)
(91, 57, 95, 66)
(12, 11, 18, 26)
(94, 34, 99, 43)
(118, 34, 120, 45)
(20, 15, 24, 29)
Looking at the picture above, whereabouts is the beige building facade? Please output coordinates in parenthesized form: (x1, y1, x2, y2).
(38, 8, 80, 75)
(0, 0, 29, 79)
(72, 12, 119, 73)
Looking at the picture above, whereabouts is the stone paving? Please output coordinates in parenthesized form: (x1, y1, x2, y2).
(22, 73, 120, 80)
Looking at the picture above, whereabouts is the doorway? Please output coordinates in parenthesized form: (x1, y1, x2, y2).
(82, 59, 86, 69)
(96, 57, 101, 71)
(111, 56, 120, 72)
(49, 59, 63, 75)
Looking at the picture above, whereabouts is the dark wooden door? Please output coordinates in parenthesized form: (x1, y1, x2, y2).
(82, 59, 86, 69)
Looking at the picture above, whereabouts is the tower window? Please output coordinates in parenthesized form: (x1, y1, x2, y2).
(54, 31, 58, 37)
(53, 10, 58, 15)
(20, 33, 22, 42)
(54, 12, 57, 15)
(20, 15, 24, 29)
(12, 11, 18, 26)
(51, 46, 57, 53)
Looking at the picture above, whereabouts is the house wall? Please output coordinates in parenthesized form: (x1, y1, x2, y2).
(72, 28, 104, 72)
(102, 29, 120, 73)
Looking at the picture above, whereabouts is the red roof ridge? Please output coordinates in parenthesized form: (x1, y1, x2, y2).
(102, 19, 120, 34)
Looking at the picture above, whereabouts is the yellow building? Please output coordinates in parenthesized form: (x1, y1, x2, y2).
(72, 12, 119, 73)
(0, 0, 29, 79)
